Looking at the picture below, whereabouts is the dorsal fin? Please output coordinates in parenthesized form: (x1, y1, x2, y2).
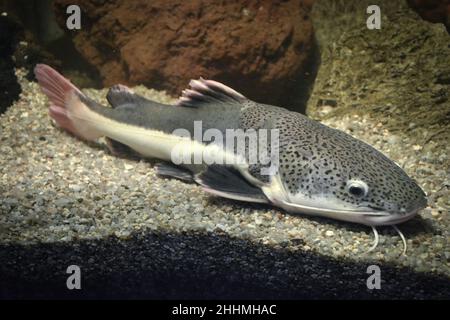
(176, 78, 246, 107)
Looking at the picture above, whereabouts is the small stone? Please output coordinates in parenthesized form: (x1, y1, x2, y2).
(55, 198, 71, 207)
(431, 209, 440, 217)
(69, 184, 82, 192)
(214, 224, 228, 232)
(114, 230, 131, 239)
(325, 230, 334, 237)
(254, 215, 263, 225)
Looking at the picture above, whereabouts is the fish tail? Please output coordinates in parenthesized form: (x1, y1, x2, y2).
(34, 64, 102, 141)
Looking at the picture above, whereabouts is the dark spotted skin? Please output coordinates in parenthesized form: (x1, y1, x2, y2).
(240, 101, 427, 214)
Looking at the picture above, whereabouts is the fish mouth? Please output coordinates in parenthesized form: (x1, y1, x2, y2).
(279, 200, 423, 226)
(279, 200, 390, 225)
(360, 207, 421, 226)
(359, 197, 427, 226)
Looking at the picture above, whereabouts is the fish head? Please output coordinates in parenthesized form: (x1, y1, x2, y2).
(265, 130, 427, 226)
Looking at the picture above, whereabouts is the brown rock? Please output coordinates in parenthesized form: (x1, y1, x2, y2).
(53, 0, 316, 108)
(407, 0, 450, 32)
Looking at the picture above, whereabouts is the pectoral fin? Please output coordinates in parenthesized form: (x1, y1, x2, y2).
(194, 165, 268, 203)
(155, 162, 194, 182)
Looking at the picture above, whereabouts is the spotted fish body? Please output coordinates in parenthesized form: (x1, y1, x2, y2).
(239, 103, 427, 225)
(34, 64, 427, 228)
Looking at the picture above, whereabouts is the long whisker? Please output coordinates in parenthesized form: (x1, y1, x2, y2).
(367, 226, 379, 252)
(393, 225, 407, 256)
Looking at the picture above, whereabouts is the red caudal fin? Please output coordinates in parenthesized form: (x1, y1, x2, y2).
(34, 64, 101, 140)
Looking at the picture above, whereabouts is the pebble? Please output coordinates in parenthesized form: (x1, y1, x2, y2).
(431, 209, 440, 217)
(69, 184, 82, 192)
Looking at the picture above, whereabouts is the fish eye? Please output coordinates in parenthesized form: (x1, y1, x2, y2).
(346, 180, 369, 197)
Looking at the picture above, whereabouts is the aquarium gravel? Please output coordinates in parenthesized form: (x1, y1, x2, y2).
(0, 69, 448, 298)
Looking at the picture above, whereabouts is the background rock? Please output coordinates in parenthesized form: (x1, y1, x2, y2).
(0, 14, 22, 114)
(309, 0, 450, 145)
(0, 0, 101, 93)
(407, 0, 450, 32)
(53, 0, 317, 109)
